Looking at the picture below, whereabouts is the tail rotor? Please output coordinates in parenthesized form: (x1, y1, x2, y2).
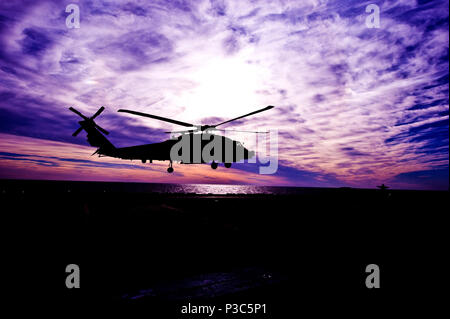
(69, 106, 110, 136)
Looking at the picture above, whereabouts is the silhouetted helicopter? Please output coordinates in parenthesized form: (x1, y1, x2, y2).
(69, 105, 274, 173)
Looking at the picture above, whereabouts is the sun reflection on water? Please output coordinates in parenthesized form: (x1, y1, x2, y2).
(173, 184, 273, 195)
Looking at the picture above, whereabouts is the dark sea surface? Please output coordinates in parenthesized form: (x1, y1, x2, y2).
(1, 179, 357, 195)
(3, 178, 446, 315)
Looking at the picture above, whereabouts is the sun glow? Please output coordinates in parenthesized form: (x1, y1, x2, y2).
(175, 56, 270, 123)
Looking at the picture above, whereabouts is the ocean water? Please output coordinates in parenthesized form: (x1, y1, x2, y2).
(0, 180, 339, 195)
(152, 183, 288, 195)
(121, 183, 344, 195)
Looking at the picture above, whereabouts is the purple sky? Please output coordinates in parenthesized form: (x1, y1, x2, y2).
(0, 0, 448, 189)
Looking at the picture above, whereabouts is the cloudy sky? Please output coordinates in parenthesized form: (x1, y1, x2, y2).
(0, 0, 448, 189)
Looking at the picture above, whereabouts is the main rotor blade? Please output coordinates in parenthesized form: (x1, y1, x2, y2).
(72, 127, 83, 137)
(95, 124, 110, 135)
(213, 105, 274, 128)
(69, 107, 89, 120)
(91, 106, 105, 120)
(118, 109, 194, 127)
(209, 129, 269, 134)
(164, 129, 198, 134)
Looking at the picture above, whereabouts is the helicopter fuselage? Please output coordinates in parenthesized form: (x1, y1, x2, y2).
(100, 133, 255, 165)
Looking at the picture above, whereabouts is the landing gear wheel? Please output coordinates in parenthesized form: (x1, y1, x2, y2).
(224, 163, 232, 168)
(167, 161, 174, 173)
(211, 161, 218, 170)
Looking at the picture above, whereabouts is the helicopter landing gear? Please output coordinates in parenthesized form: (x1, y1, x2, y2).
(224, 163, 232, 168)
(167, 161, 174, 173)
(211, 161, 218, 170)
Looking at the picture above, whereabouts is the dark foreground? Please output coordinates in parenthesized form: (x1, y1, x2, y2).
(3, 180, 447, 316)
